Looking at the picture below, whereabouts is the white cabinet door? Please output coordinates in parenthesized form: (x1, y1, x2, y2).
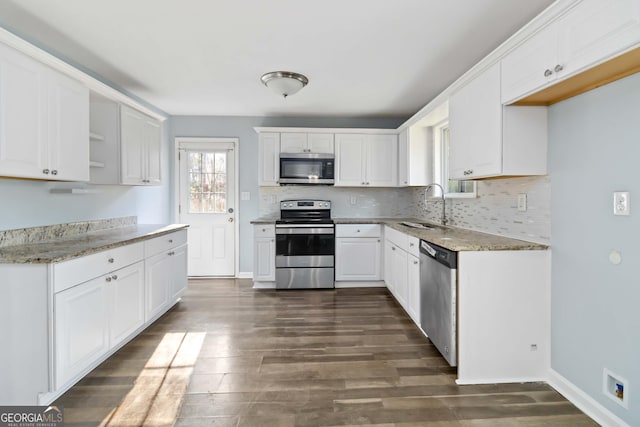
(406, 254, 421, 325)
(108, 261, 145, 347)
(390, 242, 408, 309)
(258, 133, 280, 186)
(145, 251, 172, 321)
(254, 237, 276, 282)
(449, 63, 503, 180)
(397, 129, 409, 187)
(308, 133, 334, 153)
(501, 24, 559, 103)
(48, 70, 90, 181)
(366, 134, 398, 186)
(54, 276, 109, 388)
(0, 43, 48, 179)
(170, 244, 188, 300)
(335, 133, 366, 186)
(120, 105, 161, 186)
(120, 105, 145, 185)
(280, 133, 307, 153)
(144, 117, 162, 185)
(335, 238, 382, 281)
(558, 0, 640, 77)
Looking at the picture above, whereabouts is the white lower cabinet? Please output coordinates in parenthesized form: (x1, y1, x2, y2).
(335, 224, 382, 283)
(54, 260, 145, 389)
(384, 226, 421, 326)
(109, 261, 145, 345)
(0, 228, 188, 405)
(54, 274, 110, 389)
(253, 225, 276, 282)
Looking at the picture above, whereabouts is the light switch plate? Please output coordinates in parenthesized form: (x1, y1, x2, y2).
(613, 192, 630, 216)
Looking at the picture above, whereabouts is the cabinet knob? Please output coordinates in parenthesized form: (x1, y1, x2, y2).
(391, 246, 396, 251)
(544, 68, 553, 77)
(111, 274, 118, 280)
(42, 169, 50, 175)
(108, 258, 114, 263)
(168, 239, 173, 243)
(414, 260, 419, 265)
(51, 170, 58, 176)
(554, 64, 564, 73)
(361, 182, 365, 185)
(106, 276, 112, 282)
(262, 228, 266, 232)
(409, 243, 414, 247)
(168, 251, 175, 256)
(356, 229, 360, 233)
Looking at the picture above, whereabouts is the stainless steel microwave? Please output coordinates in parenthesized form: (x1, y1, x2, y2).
(279, 153, 335, 185)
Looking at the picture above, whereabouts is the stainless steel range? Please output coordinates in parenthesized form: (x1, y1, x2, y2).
(275, 200, 335, 289)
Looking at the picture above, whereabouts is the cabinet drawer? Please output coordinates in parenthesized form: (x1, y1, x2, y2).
(54, 242, 144, 293)
(336, 224, 381, 238)
(254, 224, 275, 238)
(384, 226, 407, 248)
(144, 230, 187, 257)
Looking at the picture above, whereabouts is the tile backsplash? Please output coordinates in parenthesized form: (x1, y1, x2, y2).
(259, 176, 550, 244)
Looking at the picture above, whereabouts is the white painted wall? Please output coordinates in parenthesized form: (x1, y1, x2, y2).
(548, 72, 640, 426)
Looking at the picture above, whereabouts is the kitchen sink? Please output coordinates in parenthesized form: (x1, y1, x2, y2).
(400, 221, 434, 230)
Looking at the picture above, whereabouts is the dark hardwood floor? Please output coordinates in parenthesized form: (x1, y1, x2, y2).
(55, 279, 597, 426)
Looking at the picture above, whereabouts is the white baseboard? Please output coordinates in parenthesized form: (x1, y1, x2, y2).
(455, 376, 547, 385)
(548, 368, 631, 427)
(237, 272, 253, 279)
(252, 282, 276, 289)
(334, 281, 386, 288)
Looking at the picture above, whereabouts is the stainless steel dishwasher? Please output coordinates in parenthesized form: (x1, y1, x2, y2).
(420, 240, 458, 366)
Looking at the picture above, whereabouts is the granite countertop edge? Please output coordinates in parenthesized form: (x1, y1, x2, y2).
(0, 224, 189, 264)
(251, 216, 549, 251)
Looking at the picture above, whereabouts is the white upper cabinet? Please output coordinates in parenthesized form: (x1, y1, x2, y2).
(120, 105, 161, 185)
(398, 127, 431, 187)
(48, 71, 90, 181)
(335, 133, 397, 187)
(502, 0, 640, 103)
(0, 42, 89, 181)
(280, 132, 334, 154)
(258, 132, 280, 186)
(449, 63, 547, 180)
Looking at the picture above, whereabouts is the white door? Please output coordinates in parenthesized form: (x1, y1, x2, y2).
(178, 140, 236, 277)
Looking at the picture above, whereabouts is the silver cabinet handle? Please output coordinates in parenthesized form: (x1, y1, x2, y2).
(106, 276, 112, 282)
(108, 258, 114, 263)
(544, 69, 553, 77)
(42, 169, 50, 174)
(111, 274, 118, 280)
(51, 170, 58, 175)
(554, 64, 564, 73)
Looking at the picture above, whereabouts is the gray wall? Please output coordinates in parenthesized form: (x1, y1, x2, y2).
(0, 124, 171, 229)
(168, 116, 404, 273)
(549, 72, 640, 425)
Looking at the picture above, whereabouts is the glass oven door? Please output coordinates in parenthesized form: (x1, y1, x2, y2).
(275, 225, 334, 267)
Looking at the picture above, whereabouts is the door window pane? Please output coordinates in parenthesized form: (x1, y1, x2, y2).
(188, 151, 227, 213)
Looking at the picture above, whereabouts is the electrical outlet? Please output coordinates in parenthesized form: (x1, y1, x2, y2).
(350, 196, 357, 205)
(517, 193, 527, 212)
(614, 192, 630, 215)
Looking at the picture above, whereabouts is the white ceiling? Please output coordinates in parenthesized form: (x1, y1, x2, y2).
(0, 0, 555, 118)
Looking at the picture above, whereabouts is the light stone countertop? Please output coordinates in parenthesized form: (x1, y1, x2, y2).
(0, 224, 188, 264)
(252, 216, 548, 251)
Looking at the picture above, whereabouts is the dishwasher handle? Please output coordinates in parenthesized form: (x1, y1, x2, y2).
(420, 240, 457, 269)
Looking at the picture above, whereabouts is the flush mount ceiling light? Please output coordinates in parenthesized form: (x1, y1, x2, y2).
(261, 71, 309, 98)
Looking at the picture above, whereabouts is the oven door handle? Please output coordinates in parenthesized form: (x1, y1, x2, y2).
(276, 227, 335, 235)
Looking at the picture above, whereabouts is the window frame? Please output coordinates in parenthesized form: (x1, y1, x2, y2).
(431, 120, 476, 199)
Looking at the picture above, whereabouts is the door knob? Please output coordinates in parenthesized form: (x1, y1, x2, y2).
(228, 217, 234, 222)
(228, 208, 234, 213)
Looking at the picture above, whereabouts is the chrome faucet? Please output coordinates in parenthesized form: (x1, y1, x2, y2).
(424, 183, 448, 226)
